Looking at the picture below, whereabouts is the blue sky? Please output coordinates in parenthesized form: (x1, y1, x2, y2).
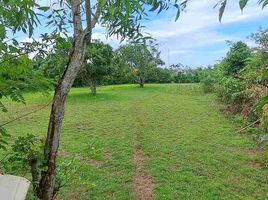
(91, 0, 268, 68)
(145, 0, 268, 67)
(24, 0, 268, 68)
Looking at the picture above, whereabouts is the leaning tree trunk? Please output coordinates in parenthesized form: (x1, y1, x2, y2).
(38, 33, 85, 200)
(36, 0, 97, 199)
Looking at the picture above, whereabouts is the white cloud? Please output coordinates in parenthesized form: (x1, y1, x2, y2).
(91, 32, 126, 49)
(169, 49, 192, 55)
(88, 0, 267, 66)
(141, 0, 268, 66)
(28, 0, 268, 67)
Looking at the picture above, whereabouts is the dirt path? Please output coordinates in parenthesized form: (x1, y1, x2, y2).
(130, 98, 156, 200)
(133, 137, 154, 200)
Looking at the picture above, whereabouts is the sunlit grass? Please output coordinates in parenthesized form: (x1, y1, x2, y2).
(2, 84, 268, 199)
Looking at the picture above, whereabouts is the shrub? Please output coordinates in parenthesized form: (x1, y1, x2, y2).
(217, 77, 244, 103)
(201, 75, 217, 93)
(199, 67, 218, 93)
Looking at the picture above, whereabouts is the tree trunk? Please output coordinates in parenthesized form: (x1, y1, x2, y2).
(139, 76, 145, 87)
(90, 79, 97, 96)
(29, 158, 40, 194)
(37, 32, 86, 200)
(35, 0, 99, 198)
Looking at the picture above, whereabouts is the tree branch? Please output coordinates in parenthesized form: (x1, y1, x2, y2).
(0, 101, 52, 127)
(72, 0, 83, 37)
(91, 1, 104, 28)
(85, 0, 92, 44)
(85, 0, 92, 31)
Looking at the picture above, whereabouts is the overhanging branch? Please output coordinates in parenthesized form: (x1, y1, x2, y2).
(91, 1, 104, 28)
(72, 0, 83, 37)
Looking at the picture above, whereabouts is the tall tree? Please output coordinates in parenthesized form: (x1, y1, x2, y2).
(116, 43, 163, 87)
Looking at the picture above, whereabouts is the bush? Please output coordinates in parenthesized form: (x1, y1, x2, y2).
(217, 77, 244, 103)
(147, 67, 173, 83)
(201, 75, 217, 93)
(174, 69, 201, 83)
(199, 29, 268, 161)
(199, 67, 218, 93)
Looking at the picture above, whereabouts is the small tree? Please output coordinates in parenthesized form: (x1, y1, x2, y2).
(81, 40, 113, 95)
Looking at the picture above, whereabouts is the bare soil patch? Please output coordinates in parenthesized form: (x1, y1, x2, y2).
(132, 145, 154, 200)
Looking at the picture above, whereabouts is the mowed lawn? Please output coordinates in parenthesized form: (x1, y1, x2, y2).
(2, 84, 268, 199)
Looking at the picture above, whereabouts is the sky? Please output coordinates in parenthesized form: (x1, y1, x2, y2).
(24, 0, 268, 68)
(91, 0, 268, 68)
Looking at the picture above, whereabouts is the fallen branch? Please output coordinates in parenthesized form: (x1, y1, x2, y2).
(235, 119, 261, 134)
(0, 101, 52, 127)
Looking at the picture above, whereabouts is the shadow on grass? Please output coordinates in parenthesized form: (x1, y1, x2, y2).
(67, 91, 120, 103)
(67, 84, 205, 105)
(99, 84, 163, 92)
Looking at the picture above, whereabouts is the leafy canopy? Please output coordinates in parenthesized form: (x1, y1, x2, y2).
(222, 41, 251, 76)
(82, 40, 114, 83)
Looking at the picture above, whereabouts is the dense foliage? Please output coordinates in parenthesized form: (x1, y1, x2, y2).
(0, 55, 51, 150)
(114, 43, 163, 87)
(36, 40, 206, 88)
(80, 40, 114, 95)
(200, 28, 268, 152)
(169, 64, 204, 83)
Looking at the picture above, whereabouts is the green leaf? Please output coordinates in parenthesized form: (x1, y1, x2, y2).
(264, 68, 268, 77)
(125, 0, 131, 14)
(99, 0, 106, 6)
(133, 1, 143, 11)
(256, 96, 268, 111)
(29, 25, 33, 37)
(258, 0, 268, 8)
(12, 39, 19, 46)
(38, 6, 50, 12)
(0, 24, 6, 40)
(175, 7, 180, 21)
(262, 0, 268, 8)
(219, 0, 227, 22)
(0, 126, 7, 135)
(0, 101, 8, 113)
(9, 45, 19, 53)
(239, 0, 249, 11)
(0, 144, 7, 151)
(149, 0, 159, 12)
(0, 139, 8, 145)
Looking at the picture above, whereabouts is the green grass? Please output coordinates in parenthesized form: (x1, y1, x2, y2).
(2, 84, 268, 199)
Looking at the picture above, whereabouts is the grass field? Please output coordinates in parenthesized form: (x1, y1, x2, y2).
(2, 84, 268, 199)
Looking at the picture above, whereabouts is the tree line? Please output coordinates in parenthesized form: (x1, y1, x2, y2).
(8, 38, 207, 96)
